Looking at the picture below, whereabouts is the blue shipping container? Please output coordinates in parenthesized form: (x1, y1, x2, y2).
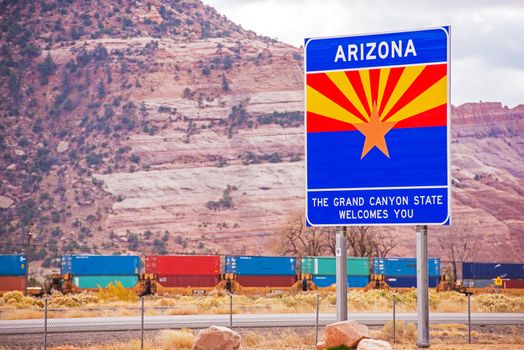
(0, 255, 27, 276)
(385, 276, 439, 288)
(373, 257, 440, 277)
(312, 275, 370, 288)
(61, 255, 140, 275)
(462, 262, 524, 279)
(225, 256, 296, 276)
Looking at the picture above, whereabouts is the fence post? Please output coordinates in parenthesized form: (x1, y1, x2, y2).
(467, 293, 471, 344)
(44, 298, 48, 350)
(315, 294, 320, 346)
(229, 293, 233, 329)
(393, 295, 396, 344)
(141, 296, 145, 350)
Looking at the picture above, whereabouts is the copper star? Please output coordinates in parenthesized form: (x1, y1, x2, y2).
(353, 103, 396, 159)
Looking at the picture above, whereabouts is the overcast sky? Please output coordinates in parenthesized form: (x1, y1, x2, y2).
(205, 0, 524, 107)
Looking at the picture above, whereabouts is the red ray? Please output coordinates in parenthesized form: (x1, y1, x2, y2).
(383, 64, 447, 121)
(307, 73, 367, 122)
(307, 112, 357, 133)
(393, 104, 447, 128)
(378, 66, 404, 117)
(345, 70, 371, 117)
(369, 69, 380, 105)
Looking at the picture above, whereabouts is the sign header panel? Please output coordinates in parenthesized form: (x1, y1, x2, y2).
(305, 27, 451, 226)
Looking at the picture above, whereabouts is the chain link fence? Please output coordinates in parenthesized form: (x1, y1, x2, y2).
(0, 291, 523, 349)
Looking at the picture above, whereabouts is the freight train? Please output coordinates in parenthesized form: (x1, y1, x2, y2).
(1, 254, 523, 295)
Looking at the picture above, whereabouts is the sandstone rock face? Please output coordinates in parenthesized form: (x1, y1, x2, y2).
(316, 341, 326, 350)
(0, 196, 14, 209)
(324, 320, 370, 349)
(357, 339, 393, 350)
(192, 326, 242, 350)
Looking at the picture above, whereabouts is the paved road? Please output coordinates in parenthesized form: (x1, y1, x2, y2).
(1, 313, 523, 334)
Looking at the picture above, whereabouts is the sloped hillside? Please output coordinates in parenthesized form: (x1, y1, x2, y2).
(0, 0, 303, 271)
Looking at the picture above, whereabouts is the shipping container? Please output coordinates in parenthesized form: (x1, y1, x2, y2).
(145, 255, 220, 275)
(0, 276, 26, 292)
(503, 279, 524, 289)
(373, 258, 440, 277)
(385, 276, 439, 288)
(462, 262, 524, 280)
(312, 275, 370, 288)
(72, 275, 139, 289)
(235, 275, 297, 287)
(348, 275, 370, 288)
(463, 279, 493, 289)
(301, 257, 369, 276)
(156, 275, 220, 288)
(61, 255, 140, 276)
(0, 255, 27, 276)
(225, 256, 296, 276)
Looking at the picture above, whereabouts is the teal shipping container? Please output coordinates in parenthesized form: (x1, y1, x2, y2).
(73, 275, 139, 289)
(301, 257, 369, 276)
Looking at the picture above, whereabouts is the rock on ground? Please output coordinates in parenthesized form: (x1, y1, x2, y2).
(357, 339, 393, 350)
(192, 325, 243, 350)
(0, 195, 14, 209)
(324, 320, 370, 349)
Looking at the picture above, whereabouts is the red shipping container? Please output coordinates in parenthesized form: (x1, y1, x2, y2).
(236, 275, 297, 287)
(0, 276, 26, 292)
(156, 275, 220, 288)
(146, 255, 220, 275)
(503, 279, 524, 289)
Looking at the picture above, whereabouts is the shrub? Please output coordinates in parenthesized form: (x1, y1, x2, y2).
(92, 44, 108, 61)
(38, 53, 56, 85)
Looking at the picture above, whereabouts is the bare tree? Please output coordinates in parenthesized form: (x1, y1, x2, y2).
(274, 214, 396, 258)
(346, 226, 397, 257)
(437, 223, 477, 283)
(273, 212, 334, 257)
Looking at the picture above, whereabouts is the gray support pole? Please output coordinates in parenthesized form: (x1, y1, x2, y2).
(44, 298, 48, 350)
(141, 296, 145, 350)
(416, 225, 430, 348)
(315, 293, 320, 345)
(393, 295, 396, 344)
(25, 223, 33, 296)
(229, 294, 233, 329)
(336, 226, 347, 321)
(468, 294, 471, 344)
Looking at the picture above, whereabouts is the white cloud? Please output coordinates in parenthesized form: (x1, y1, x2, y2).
(205, 0, 524, 107)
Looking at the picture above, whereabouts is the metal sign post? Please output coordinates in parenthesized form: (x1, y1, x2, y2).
(336, 227, 348, 321)
(416, 225, 430, 347)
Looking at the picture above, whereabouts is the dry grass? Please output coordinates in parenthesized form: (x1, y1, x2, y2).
(2, 289, 524, 321)
(377, 320, 418, 344)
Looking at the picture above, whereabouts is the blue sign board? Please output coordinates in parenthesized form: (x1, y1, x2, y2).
(305, 27, 451, 226)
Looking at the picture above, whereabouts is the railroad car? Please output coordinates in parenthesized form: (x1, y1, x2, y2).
(225, 255, 298, 290)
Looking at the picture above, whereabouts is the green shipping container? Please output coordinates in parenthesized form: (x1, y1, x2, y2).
(301, 257, 370, 276)
(73, 275, 139, 289)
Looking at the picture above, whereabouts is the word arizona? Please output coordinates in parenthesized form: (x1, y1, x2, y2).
(334, 39, 417, 62)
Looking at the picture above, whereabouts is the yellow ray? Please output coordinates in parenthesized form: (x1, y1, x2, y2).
(359, 69, 373, 111)
(376, 68, 390, 114)
(387, 76, 447, 122)
(326, 71, 369, 121)
(380, 65, 425, 120)
(306, 85, 365, 125)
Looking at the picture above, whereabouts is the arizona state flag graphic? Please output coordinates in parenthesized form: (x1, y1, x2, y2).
(305, 27, 451, 226)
